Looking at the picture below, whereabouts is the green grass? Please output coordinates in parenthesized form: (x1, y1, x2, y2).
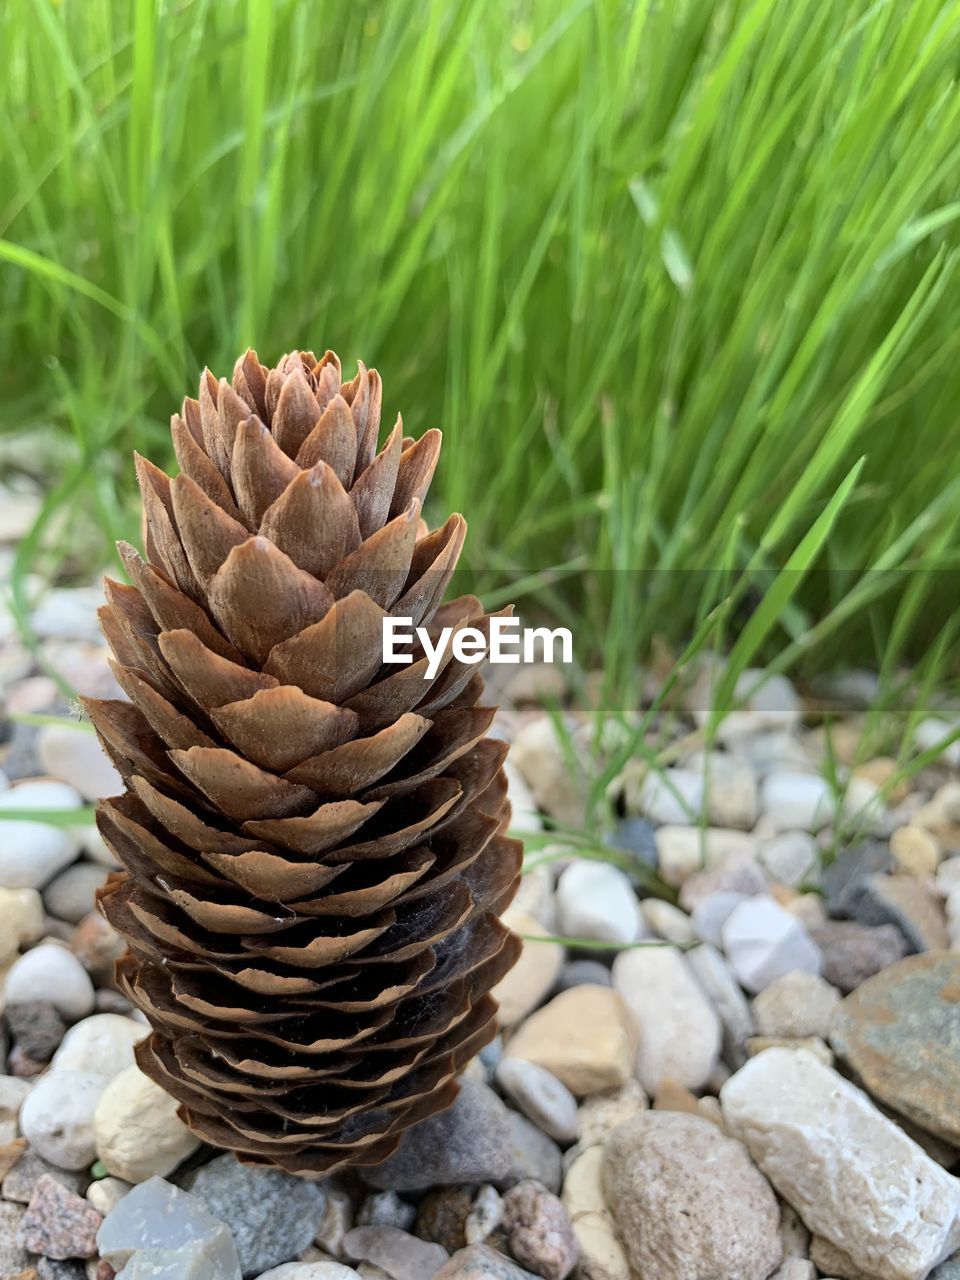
(2, 0, 960, 708)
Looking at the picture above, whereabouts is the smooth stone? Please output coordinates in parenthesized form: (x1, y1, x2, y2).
(43, 863, 110, 925)
(495, 1059, 579, 1143)
(85, 1177, 132, 1216)
(808, 920, 907, 992)
(504, 1112, 563, 1194)
(510, 863, 556, 931)
(721, 1048, 960, 1280)
(20, 1070, 108, 1169)
(691, 890, 751, 947)
(821, 842, 893, 917)
(16, 1174, 101, 1260)
(30, 587, 106, 643)
(433, 1245, 540, 1278)
(641, 899, 696, 945)
(829, 952, 960, 1145)
(37, 726, 123, 802)
(5, 1000, 67, 1061)
(612, 947, 721, 1094)
(602, 1112, 782, 1280)
(554, 959, 611, 992)
(738, 730, 817, 777)
(633, 768, 705, 825)
(4, 943, 95, 1020)
(655, 826, 758, 887)
(561, 1146, 630, 1280)
(492, 909, 564, 1027)
(746, 1035, 834, 1066)
(71, 911, 126, 982)
(504, 760, 542, 835)
(770, 1262, 817, 1280)
(357, 1191, 416, 1232)
(95, 1065, 200, 1182)
(364, 1082, 514, 1191)
(52, 1015, 147, 1080)
(753, 971, 841, 1040)
(605, 816, 658, 869)
(722, 896, 822, 993)
(932, 1255, 960, 1280)
(686, 943, 755, 1067)
(848, 873, 949, 952)
(760, 832, 820, 888)
(343, 1226, 448, 1279)
(98, 1176, 241, 1275)
(77, 824, 120, 867)
(255, 1268, 360, 1279)
(890, 825, 941, 877)
(504, 986, 637, 1096)
(556, 861, 643, 946)
(502, 1180, 579, 1280)
(0, 782, 80, 889)
(2, 1147, 86, 1203)
(0, 886, 44, 962)
(510, 717, 587, 829)
(687, 750, 758, 830)
(759, 772, 832, 833)
(0, 1074, 32, 1121)
(188, 1152, 325, 1277)
(915, 717, 960, 767)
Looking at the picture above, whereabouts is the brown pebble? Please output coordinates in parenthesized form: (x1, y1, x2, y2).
(652, 1079, 701, 1115)
(0, 1136, 28, 1180)
(415, 1187, 473, 1253)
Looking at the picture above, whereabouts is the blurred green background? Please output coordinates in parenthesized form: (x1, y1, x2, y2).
(2, 0, 960, 705)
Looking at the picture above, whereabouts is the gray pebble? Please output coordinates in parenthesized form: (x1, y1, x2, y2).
(357, 1190, 416, 1233)
(495, 1059, 578, 1144)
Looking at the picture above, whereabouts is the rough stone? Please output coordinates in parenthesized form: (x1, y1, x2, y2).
(829, 952, 960, 1145)
(808, 920, 907, 992)
(721, 1047, 960, 1280)
(94, 1065, 199, 1182)
(602, 1112, 782, 1280)
(821, 842, 893, 917)
(722, 896, 822, 993)
(2, 1148, 86, 1203)
(848, 873, 949, 952)
(255, 1267, 359, 1280)
(465, 1187, 503, 1248)
(415, 1189, 472, 1253)
(576, 1080, 648, 1148)
(612, 946, 721, 1094)
(365, 1082, 514, 1191)
(504, 986, 637, 1096)
(97, 1177, 240, 1275)
(16, 1175, 101, 1260)
(433, 1246, 540, 1279)
(688, 750, 758, 830)
(356, 1191, 416, 1233)
(753, 971, 841, 1040)
(5, 1000, 67, 1061)
(0, 1200, 30, 1275)
(188, 1153, 325, 1277)
(502, 1181, 578, 1280)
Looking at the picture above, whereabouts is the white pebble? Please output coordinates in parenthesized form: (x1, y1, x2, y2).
(914, 717, 960, 767)
(38, 724, 123, 802)
(3, 942, 95, 1020)
(635, 769, 705, 825)
(86, 1176, 133, 1216)
(691, 891, 750, 947)
(557, 861, 644, 945)
(759, 832, 820, 888)
(721, 896, 822, 993)
(613, 947, 721, 1094)
(95, 1064, 200, 1182)
(0, 780, 83, 889)
(20, 1069, 108, 1169)
(52, 1014, 149, 1079)
(641, 899, 696, 945)
(496, 1057, 579, 1143)
(655, 827, 758, 888)
(759, 773, 833, 833)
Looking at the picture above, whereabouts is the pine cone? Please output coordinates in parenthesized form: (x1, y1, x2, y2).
(86, 349, 522, 1177)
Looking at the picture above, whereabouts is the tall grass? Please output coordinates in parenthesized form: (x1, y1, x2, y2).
(2, 0, 960, 701)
